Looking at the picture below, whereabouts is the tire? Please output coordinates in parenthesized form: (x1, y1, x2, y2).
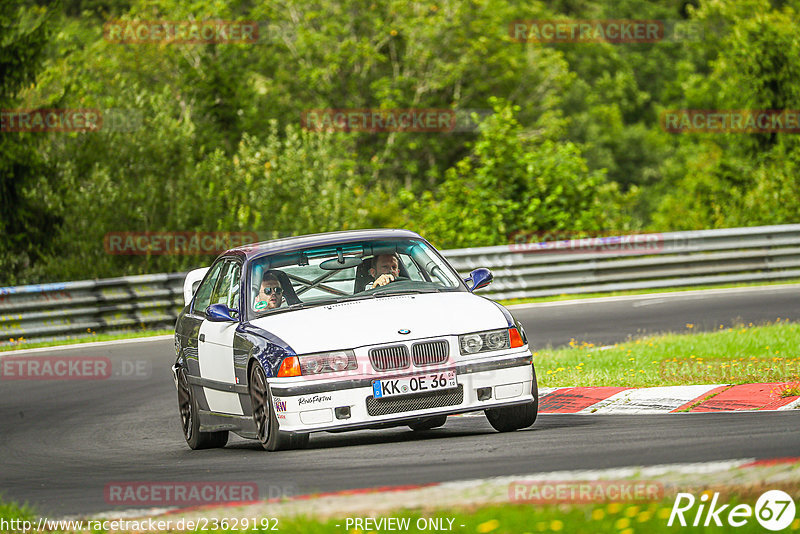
(484, 364, 539, 433)
(408, 415, 448, 431)
(177, 367, 229, 449)
(249, 362, 309, 451)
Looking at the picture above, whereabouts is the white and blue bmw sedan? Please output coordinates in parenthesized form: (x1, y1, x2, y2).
(173, 229, 537, 451)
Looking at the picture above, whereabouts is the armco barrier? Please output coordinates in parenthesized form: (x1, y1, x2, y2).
(0, 274, 184, 345)
(447, 225, 800, 300)
(1, 225, 799, 346)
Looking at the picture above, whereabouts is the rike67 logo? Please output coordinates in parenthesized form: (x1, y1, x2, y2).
(668, 490, 796, 531)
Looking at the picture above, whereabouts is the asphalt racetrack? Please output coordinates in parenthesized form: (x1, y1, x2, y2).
(511, 284, 800, 348)
(1, 285, 798, 516)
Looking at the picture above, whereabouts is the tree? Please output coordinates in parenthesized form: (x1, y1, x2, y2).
(0, 1, 56, 285)
(653, 0, 800, 229)
(401, 99, 631, 248)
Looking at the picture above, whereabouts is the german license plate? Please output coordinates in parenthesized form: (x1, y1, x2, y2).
(372, 370, 457, 399)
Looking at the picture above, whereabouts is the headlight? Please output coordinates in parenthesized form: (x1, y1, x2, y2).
(485, 331, 508, 350)
(329, 352, 350, 371)
(298, 350, 357, 375)
(459, 328, 524, 355)
(460, 334, 483, 354)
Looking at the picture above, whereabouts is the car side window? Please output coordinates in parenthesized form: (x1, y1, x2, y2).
(226, 263, 242, 310)
(192, 261, 225, 315)
(210, 260, 241, 311)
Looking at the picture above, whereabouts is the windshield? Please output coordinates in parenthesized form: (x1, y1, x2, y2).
(247, 238, 464, 316)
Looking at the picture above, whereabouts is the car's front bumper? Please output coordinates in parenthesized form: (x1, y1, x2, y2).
(268, 351, 535, 433)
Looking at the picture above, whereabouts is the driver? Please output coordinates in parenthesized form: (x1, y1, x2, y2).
(254, 272, 284, 310)
(366, 253, 401, 289)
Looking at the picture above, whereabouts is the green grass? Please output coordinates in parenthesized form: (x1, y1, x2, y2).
(0, 497, 36, 531)
(4, 496, 798, 533)
(272, 499, 800, 534)
(781, 383, 800, 397)
(0, 329, 172, 352)
(0, 497, 34, 520)
(497, 278, 800, 306)
(535, 321, 800, 387)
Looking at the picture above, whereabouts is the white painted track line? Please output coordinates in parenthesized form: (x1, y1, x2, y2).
(0, 335, 173, 357)
(507, 283, 800, 309)
(580, 385, 724, 414)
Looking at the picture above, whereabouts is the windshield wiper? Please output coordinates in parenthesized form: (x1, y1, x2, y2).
(295, 297, 361, 308)
(371, 288, 440, 297)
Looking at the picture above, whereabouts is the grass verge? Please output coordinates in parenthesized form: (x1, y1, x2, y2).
(535, 320, 800, 387)
(0, 496, 34, 522)
(0, 329, 172, 352)
(3, 496, 799, 533)
(270, 498, 800, 534)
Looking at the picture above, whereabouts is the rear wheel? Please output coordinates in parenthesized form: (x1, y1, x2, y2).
(177, 367, 228, 449)
(408, 415, 448, 431)
(485, 365, 539, 432)
(249, 362, 309, 451)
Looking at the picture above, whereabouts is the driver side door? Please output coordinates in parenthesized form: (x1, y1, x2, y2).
(198, 258, 244, 415)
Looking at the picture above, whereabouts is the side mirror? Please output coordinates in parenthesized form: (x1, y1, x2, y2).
(206, 303, 238, 322)
(466, 268, 493, 292)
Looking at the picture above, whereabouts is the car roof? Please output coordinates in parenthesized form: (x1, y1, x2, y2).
(228, 228, 424, 260)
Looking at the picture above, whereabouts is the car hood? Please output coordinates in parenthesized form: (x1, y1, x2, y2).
(248, 291, 510, 354)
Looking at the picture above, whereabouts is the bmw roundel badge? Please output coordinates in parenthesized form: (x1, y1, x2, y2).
(398, 328, 411, 335)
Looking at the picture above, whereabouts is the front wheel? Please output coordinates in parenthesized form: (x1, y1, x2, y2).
(177, 367, 228, 449)
(484, 365, 538, 432)
(249, 362, 309, 451)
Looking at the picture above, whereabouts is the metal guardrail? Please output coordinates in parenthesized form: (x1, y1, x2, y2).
(2, 224, 799, 346)
(446, 224, 800, 300)
(0, 274, 185, 346)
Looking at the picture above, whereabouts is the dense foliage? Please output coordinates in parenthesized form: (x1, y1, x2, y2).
(1, 0, 798, 284)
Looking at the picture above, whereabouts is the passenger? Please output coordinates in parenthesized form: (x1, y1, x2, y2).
(254, 273, 284, 310)
(366, 253, 401, 289)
